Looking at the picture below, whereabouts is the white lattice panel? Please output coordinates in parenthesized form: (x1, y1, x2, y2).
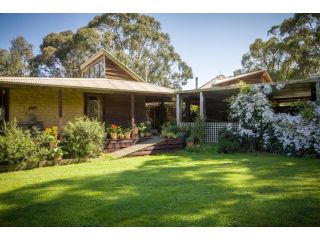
(180, 122, 238, 143)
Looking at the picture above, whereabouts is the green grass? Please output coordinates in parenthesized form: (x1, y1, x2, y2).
(0, 148, 320, 226)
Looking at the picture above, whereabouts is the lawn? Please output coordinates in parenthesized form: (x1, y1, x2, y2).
(0, 148, 320, 226)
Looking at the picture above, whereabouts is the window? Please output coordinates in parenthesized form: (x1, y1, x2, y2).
(86, 95, 103, 121)
(83, 58, 105, 79)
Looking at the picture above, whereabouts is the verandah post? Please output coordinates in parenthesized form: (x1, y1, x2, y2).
(200, 91, 206, 120)
(176, 93, 182, 125)
(131, 94, 135, 130)
(58, 88, 63, 139)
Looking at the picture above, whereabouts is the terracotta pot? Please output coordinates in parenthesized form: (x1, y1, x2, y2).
(140, 132, 145, 138)
(54, 155, 62, 161)
(124, 132, 131, 139)
(111, 133, 118, 140)
(49, 141, 57, 149)
(146, 132, 152, 137)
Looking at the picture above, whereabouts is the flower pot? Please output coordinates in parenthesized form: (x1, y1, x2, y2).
(118, 134, 124, 139)
(146, 132, 152, 137)
(186, 141, 194, 147)
(54, 155, 62, 161)
(49, 141, 57, 149)
(140, 132, 145, 138)
(124, 132, 131, 139)
(111, 133, 118, 140)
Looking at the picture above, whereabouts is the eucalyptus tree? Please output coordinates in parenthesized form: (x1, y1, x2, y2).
(0, 36, 34, 77)
(34, 13, 193, 89)
(236, 13, 320, 81)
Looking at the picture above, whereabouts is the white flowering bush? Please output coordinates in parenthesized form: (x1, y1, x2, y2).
(226, 82, 320, 157)
(228, 82, 274, 151)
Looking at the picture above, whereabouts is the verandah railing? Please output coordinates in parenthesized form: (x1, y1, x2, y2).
(180, 122, 238, 143)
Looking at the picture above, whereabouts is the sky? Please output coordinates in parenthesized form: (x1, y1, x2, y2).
(0, 13, 293, 89)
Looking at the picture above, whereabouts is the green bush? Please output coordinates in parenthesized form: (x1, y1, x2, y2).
(62, 117, 105, 158)
(191, 117, 206, 145)
(217, 128, 241, 153)
(0, 121, 48, 165)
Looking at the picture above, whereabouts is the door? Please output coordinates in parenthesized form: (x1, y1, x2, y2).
(0, 88, 9, 124)
(84, 93, 104, 122)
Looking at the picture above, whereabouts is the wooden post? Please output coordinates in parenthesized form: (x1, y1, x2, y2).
(58, 89, 63, 139)
(176, 93, 182, 125)
(200, 91, 206, 121)
(185, 96, 191, 122)
(159, 97, 165, 126)
(316, 82, 320, 102)
(131, 94, 135, 129)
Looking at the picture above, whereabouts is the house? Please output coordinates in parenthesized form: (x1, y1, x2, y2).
(199, 70, 272, 89)
(176, 71, 320, 142)
(0, 49, 174, 133)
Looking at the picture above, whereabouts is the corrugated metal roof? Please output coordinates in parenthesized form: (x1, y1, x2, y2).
(200, 70, 272, 89)
(0, 77, 174, 94)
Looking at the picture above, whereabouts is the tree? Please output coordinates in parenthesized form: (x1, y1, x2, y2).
(0, 36, 34, 77)
(34, 13, 193, 88)
(236, 14, 320, 81)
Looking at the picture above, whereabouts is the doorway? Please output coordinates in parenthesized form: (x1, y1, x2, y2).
(0, 88, 9, 124)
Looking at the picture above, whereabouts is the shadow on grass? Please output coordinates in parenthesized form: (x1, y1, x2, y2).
(0, 152, 320, 226)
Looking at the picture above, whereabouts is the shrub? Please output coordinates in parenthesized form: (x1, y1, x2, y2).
(62, 117, 105, 158)
(0, 121, 48, 165)
(190, 117, 206, 145)
(217, 128, 241, 153)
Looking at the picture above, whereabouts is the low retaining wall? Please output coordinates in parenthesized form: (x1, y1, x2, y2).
(104, 137, 152, 152)
(0, 158, 89, 173)
(129, 138, 186, 156)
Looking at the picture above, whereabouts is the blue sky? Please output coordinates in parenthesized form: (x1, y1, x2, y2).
(0, 13, 292, 89)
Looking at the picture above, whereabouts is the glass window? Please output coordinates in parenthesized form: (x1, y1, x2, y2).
(87, 95, 102, 121)
(94, 63, 100, 78)
(98, 60, 105, 78)
(83, 69, 89, 78)
(89, 66, 95, 78)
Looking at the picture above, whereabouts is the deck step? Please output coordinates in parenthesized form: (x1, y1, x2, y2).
(109, 136, 166, 159)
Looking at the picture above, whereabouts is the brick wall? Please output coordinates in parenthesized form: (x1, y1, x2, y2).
(9, 86, 84, 128)
(8, 86, 147, 129)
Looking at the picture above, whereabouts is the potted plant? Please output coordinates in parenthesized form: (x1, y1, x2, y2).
(45, 127, 59, 149)
(110, 124, 118, 140)
(145, 121, 152, 137)
(118, 127, 124, 139)
(137, 122, 147, 137)
(123, 127, 132, 139)
(186, 136, 194, 147)
(50, 147, 63, 161)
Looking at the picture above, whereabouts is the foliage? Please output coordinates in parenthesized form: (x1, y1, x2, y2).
(161, 121, 180, 138)
(0, 36, 34, 77)
(235, 14, 320, 81)
(0, 121, 48, 165)
(49, 147, 64, 160)
(137, 122, 148, 133)
(32, 13, 193, 88)
(227, 83, 320, 157)
(217, 128, 241, 154)
(62, 117, 105, 158)
(190, 117, 206, 145)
